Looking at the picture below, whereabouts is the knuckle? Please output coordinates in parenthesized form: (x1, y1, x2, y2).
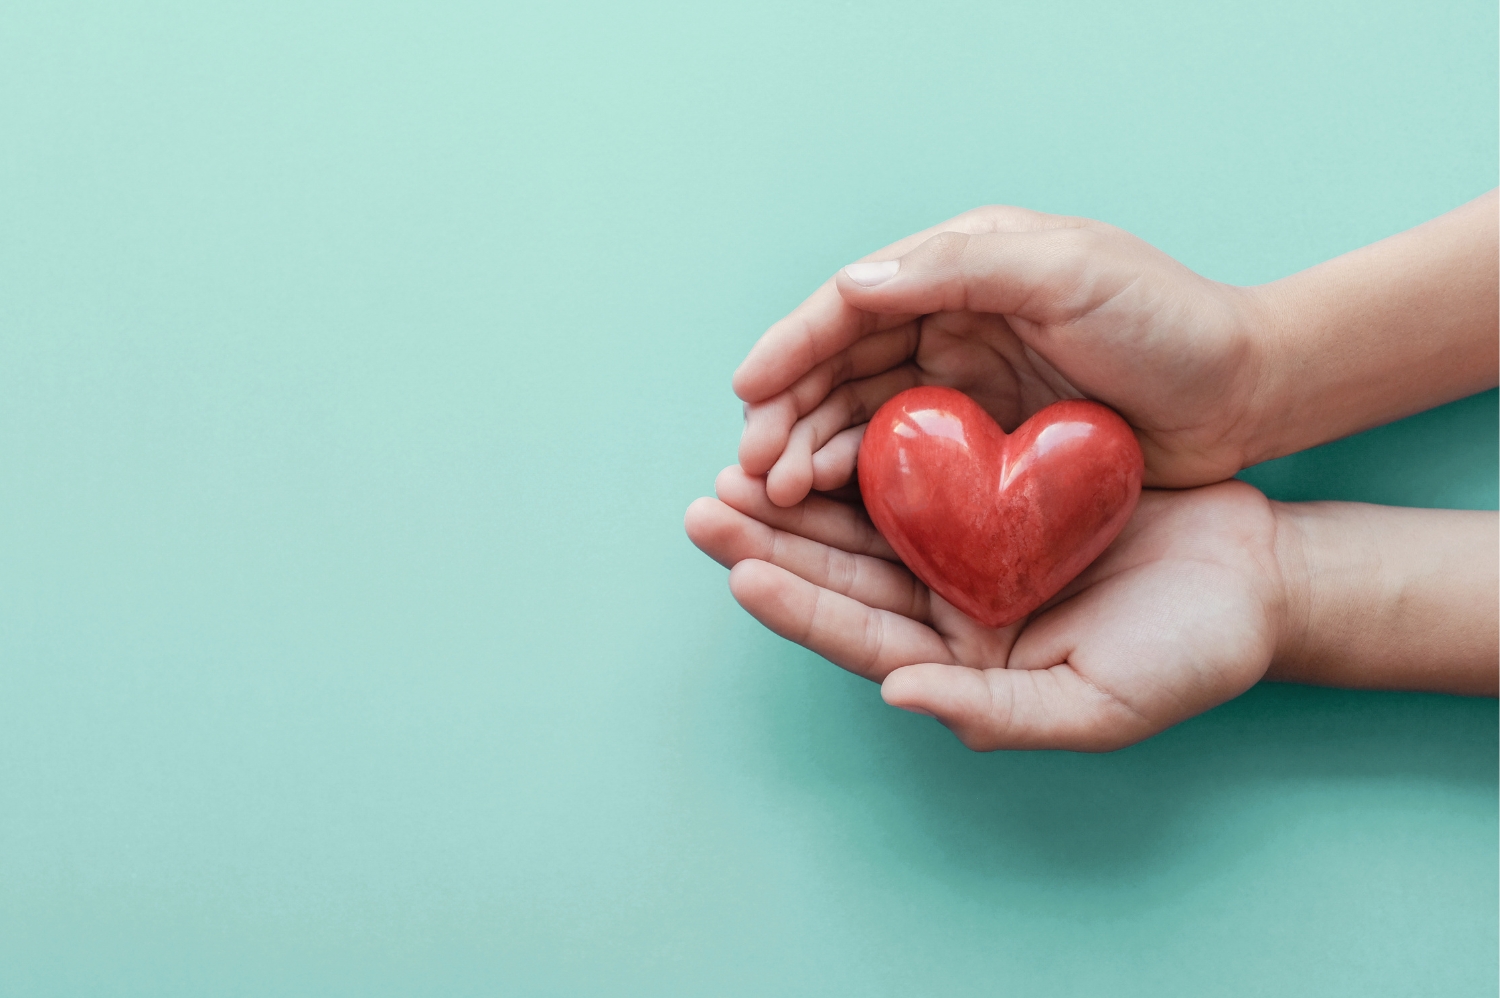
(857, 613, 886, 680)
(921, 229, 971, 263)
(1053, 224, 1107, 258)
(907, 584, 929, 621)
(800, 587, 826, 646)
(825, 548, 851, 592)
(765, 528, 784, 564)
(961, 204, 1020, 230)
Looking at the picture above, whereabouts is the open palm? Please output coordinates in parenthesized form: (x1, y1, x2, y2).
(686, 466, 1288, 751)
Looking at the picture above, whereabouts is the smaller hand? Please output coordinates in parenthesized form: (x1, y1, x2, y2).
(732, 206, 1274, 507)
(685, 467, 1288, 751)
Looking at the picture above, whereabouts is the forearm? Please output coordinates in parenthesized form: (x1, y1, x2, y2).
(1269, 502, 1498, 696)
(1248, 190, 1498, 466)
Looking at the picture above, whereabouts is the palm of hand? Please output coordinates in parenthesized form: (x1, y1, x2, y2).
(903, 310, 1077, 430)
(686, 466, 1283, 751)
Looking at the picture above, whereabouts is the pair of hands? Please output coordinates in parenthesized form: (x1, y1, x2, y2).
(687, 206, 1310, 751)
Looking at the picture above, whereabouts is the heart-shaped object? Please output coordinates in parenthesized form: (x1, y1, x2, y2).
(857, 386, 1143, 628)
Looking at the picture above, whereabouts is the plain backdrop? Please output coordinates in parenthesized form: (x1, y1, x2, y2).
(0, 1, 1496, 995)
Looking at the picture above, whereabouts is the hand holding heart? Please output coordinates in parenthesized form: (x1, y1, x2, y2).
(685, 467, 1284, 751)
(693, 194, 1499, 750)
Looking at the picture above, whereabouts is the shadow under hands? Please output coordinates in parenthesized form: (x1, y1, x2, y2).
(746, 637, 1496, 894)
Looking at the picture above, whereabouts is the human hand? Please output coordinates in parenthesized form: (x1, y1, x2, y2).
(732, 206, 1274, 505)
(735, 194, 1500, 507)
(684, 466, 1287, 751)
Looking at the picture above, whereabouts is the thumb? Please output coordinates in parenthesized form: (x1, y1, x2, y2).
(836, 227, 1104, 322)
(881, 661, 1151, 752)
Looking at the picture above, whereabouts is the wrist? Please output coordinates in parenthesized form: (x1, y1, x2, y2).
(1262, 501, 1499, 694)
(1265, 500, 1316, 683)
(1232, 280, 1299, 471)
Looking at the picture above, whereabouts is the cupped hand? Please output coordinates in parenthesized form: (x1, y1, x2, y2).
(684, 466, 1288, 751)
(733, 206, 1276, 506)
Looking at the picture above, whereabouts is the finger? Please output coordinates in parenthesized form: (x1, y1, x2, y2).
(713, 465, 897, 561)
(811, 425, 865, 493)
(684, 497, 929, 620)
(880, 662, 1153, 751)
(836, 227, 1113, 324)
(738, 322, 917, 476)
(739, 393, 800, 478)
(765, 365, 921, 507)
(729, 559, 953, 681)
(732, 205, 1068, 403)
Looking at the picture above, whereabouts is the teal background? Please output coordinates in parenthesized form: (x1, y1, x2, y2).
(1, 1, 1495, 994)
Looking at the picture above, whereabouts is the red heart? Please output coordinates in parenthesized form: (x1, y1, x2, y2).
(857, 386, 1143, 628)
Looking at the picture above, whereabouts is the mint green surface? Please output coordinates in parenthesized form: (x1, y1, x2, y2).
(1, 1, 1496, 994)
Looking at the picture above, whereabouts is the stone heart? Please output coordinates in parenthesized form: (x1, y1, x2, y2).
(857, 386, 1143, 628)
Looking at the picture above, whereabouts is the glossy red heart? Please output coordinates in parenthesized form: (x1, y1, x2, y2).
(857, 386, 1143, 628)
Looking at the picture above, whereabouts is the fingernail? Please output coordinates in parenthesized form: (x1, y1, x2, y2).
(843, 260, 899, 286)
(894, 704, 934, 717)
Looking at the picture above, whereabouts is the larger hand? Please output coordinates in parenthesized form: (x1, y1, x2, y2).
(685, 467, 1288, 751)
(733, 206, 1272, 505)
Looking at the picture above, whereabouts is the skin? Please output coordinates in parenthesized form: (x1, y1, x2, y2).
(690, 193, 1499, 750)
(1272, 504, 1498, 697)
(688, 468, 1284, 751)
(684, 470, 1498, 752)
(734, 191, 1498, 505)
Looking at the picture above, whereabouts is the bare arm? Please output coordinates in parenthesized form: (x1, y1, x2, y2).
(1272, 503, 1498, 696)
(1251, 190, 1499, 465)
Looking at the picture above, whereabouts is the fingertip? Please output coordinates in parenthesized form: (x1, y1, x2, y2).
(810, 425, 865, 492)
(727, 557, 779, 608)
(765, 457, 813, 508)
(809, 459, 849, 494)
(683, 496, 745, 568)
(715, 464, 772, 511)
(733, 339, 794, 404)
(737, 439, 774, 477)
(730, 361, 759, 403)
(738, 396, 797, 476)
(683, 495, 718, 536)
(880, 663, 942, 709)
(881, 673, 936, 717)
(685, 492, 735, 534)
(713, 464, 744, 499)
